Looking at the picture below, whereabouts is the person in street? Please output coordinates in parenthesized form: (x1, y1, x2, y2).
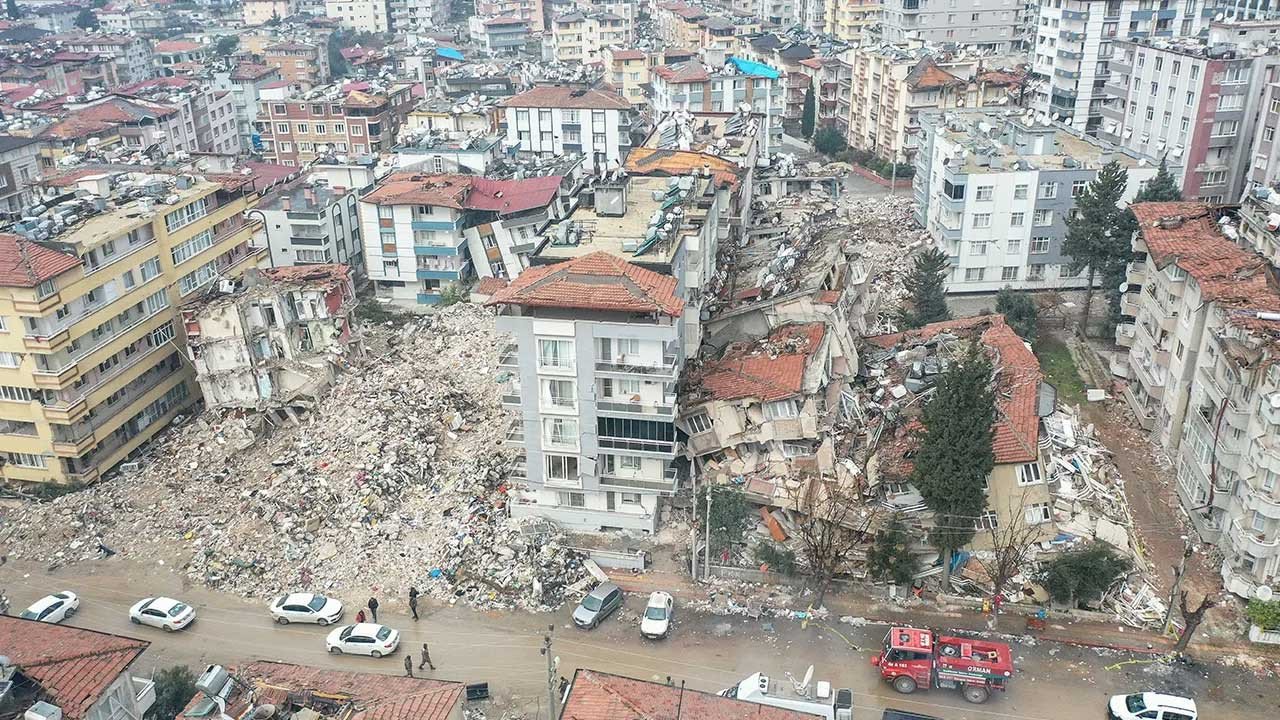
(418, 642, 435, 670)
(356, 608, 366, 624)
(408, 587, 419, 621)
(368, 596, 379, 623)
(404, 655, 414, 677)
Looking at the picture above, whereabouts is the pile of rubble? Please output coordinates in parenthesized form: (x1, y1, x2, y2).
(0, 305, 590, 611)
(840, 195, 930, 334)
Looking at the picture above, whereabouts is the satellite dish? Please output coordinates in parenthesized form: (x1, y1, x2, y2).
(1258, 585, 1275, 601)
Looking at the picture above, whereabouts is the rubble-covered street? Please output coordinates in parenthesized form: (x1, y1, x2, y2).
(0, 305, 590, 611)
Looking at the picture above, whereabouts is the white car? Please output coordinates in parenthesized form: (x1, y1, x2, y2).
(325, 623, 399, 657)
(269, 593, 343, 625)
(20, 591, 79, 624)
(640, 591, 674, 639)
(129, 597, 196, 632)
(1108, 693, 1197, 720)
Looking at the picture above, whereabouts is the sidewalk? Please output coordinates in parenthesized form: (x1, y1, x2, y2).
(605, 569, 1280, 661)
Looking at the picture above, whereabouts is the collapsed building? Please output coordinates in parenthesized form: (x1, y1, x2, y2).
(182, 265, 362, 416)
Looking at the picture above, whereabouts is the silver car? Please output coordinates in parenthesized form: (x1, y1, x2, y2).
(572, 583, 623, 629)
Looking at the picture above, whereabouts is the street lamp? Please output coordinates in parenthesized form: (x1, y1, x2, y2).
(245, 209, 275, 269)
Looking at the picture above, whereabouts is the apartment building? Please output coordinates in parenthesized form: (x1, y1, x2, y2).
(121, 77, 242, 156)
(499, 85, 636, 172)
(359, 172, 570, 305)
(256, 82, 417, 166)
(467, 16, 532, 54)
(325, 0, 393, 32)
(602, 48, 649, 106)
(183, 264, 360, 412)
(1099, 26, 1280, 204)
(1117, 202, 1280, 600)
(488, 252, 685, 533)
(251, 178, 364, 273)
(244, 0, 297, 25)
(390, 0, 454, 31)
(878, 0, 1023, 52)
(839, 46, 1023, 163)
(1032, 0, 1211, 135)
(56, 33, 155, 85)
(476, 0, 546, 31)
(649, 56, 783, 150)
(214, 63, 285, 153)
(913, 110, 1157, 294)
(550, 11, 633, 65)
(742, 36, 816, 135)
(654, 2, 707, 47)
(262, 41, 330, 90)
(0, 171, 264, 486)
(153, 40, 210, 76)
(824, 0, 883, 43)
(35, 95, 201, 170)
(1238, 186, 1280, 270)
(0, 136, 41, 213)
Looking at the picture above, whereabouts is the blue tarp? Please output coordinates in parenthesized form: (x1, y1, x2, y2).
(436, 47, 464, 61)
(728, 56, 781, 80)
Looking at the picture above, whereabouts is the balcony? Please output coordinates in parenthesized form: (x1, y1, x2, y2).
(1059, 30, 1084, 41)
(1127, 261, 1146, 285)
(597, 435, 677, 457)
(1262, 395, 1280, 426)
(1056, 48, 1084, 61)
(1228, 518, 1280, 559)
(501, 392, 522, 407)
(133, 676, 156, 716)
(1062, 9, 1088, 20)
(595, 355, 678, 380)
(599, 465, 680, 495)
(596, 398, 676, 418)
(938, 223, 962, 242)
(1241, 484, 1280, 521)
(504, 420, 524, 446)
(1115, 323, 1136, 347)
(498, 342, 519, 369)
(1122, 385, 1156, 430)
(1054, 68, 1082, 81)
(22, 328, 72, 352)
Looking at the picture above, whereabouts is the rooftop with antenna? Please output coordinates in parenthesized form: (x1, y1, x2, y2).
(926, 108, 1154, 174)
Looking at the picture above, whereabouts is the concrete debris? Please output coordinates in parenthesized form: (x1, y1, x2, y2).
(0, 305, 589, 611)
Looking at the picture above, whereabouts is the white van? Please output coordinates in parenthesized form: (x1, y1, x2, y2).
(1108, 693, 1197, 720)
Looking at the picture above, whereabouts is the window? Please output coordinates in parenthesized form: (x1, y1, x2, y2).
(975, 510, 999, 530)
(1017, 462, 1044, 486)
(764, 398, 799, 420)
(0, 385, 33, 402)
(36, 279, 56, 299)
(333, 123, 346, 134)
(620, 493, 641, 505)
(1038, 182, 1057, 199)
(971, 241, 987, 255)
(275, 123, 289, 134)
(1013, 184, 1028, 200)
(140, 257, 161, 281)
(164, 197, 208, 233)
(272, 104, 286, 114)
(178, 260, 217, 295)
(349, 124, 363, 136)
(1265, 127, 1276, 142)
(1211, 120, 1238, 137)
(1028, 263, 1046, 280)
(543, 418, 579, 449)
(964, 267, 985, 282)
(144, 289, 169, 314)
(1010, 212, 1025, 227)
(546, 454, 580, 483)
(537, 338, 574, 371)
(1028, 237, 1050, 254)
(1006, 238, 1021, 253)
(1217, 94, 1244, 112)
(1024, 502, 1051, 525)
(295, 123, 309, 133)
(686, 411, 712, 434)
(1002, 266, 1019, 281)
(556, 491, 585, 507)
(0, 352, 20, 368)
(975, 185, 993, 201)
(972, 213, 991, 228)
(543, 378, 576, 410)
(6, 452, 45, 469)
(620, 455, 642, 471)
(1033, 210, 1053, 227)
(171, 229, 215, 265)
(1071, 179, 1088, 198)
(1202, 170, 1226, 186)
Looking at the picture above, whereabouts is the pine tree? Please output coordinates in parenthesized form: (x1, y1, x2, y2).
(912, 343, 996, 588)
(1132, 156, 1182, 203)
(74, 8, 98, 29)
(1062, 161, 1134, 336)
(5, 0, 20, 20)
(900, 247, 952, 329)
(801, 86, 816, 139)
(867, 514, 918, 586)
(995, 287, 1037, 343)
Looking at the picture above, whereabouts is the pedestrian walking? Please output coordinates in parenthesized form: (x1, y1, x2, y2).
(418, 642, 435, 670)
(408, 587, 420, 621)
(367, 596, 379, 623)
(356, 608, 367, 624)
(404, 655, 414, 677)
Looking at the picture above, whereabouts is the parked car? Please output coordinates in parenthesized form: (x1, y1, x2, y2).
(640, 591, 673, 639)
(20, 591, 79, 624)
(269, 593, 343, 625)
(129, 597, 195, 631)
(572, 582, 622, 629)
(1108, 693, 1197, 720)
(882, 710, 943, 720)
(325, 623, 399, 657)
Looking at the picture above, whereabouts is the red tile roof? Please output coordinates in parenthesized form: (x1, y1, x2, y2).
(0, 233, 82, 287)
(608, 49, 646, 61)
(364, 173, 562, 215)
(625, 147, 741, 188)
(906, 58, 963, 91)
(694, 323, 827, 402)
(0, 617, 148, 720)
(487, 252, 684, 316)
(651, 60, 710, 83)
(867, 315, 1041, 464)
(153, 39, 204, 53)
(561, 670, 817, 720)
(500, 84, 632, 110)
(199, 661, 463, 720)
(230, 63, 279, 81)
(484, 15, 527, 26)
(475, 276, 510, 295)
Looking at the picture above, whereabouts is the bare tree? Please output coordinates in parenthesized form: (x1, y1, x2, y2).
(975, 500, 1044, 604)
(1173, 591, 1217, 653)
(785, 473, 878, 608)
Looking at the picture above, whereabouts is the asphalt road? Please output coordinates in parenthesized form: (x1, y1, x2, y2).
(2, 559, 1270, 720)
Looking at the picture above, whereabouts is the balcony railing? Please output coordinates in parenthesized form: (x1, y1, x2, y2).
(504, 420, 524, 446)
(498, 343, 519, 369)
(597, 436, 676, 455)
(596, 399, 676, 417)
(595, 356, 678, 378)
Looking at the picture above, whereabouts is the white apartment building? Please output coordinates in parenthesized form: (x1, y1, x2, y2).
(878, 0, 1024, 52)
(488, 252, 685, 533)
(1033, 0, 1211, 135)
(243, 0, 297, 24)
(325, 0, 393, 32)
(213, 63, 284, 153)
(913, 110, 1157, 294)
(550, 11, 633, 65)
(251, 180, 364, 275)
(499, 85, 635, 172)
(1118, 202, 1280, 600)
(390, 0, 453, 31)
(58, 34, 155, 85)
(1099, 23, 1280, 204)
(648, 55, 784, 152)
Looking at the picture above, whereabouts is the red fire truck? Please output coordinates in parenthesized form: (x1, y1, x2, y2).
(870, 627, 1014, 704)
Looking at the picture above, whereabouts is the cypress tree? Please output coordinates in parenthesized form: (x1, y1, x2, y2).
(995, 287, 1038, 343)
(801, 86, 816, 139)
(1063, 161, 1133, 335)
(1132, 156, 1183, 203)
(900, 247, 952, 329)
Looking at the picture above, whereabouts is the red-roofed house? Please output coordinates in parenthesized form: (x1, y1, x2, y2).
(1120, 203, 1280, 599)
(154, 39, 209, 74)
(561, 669, 821, 720)
(487, 251, 686, 532)
(499, 84, 637, 172)
(0, 617, 156, 720)
(359, 172, 572, 305)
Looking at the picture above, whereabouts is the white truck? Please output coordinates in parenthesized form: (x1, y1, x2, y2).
(720, 670, 854, 720)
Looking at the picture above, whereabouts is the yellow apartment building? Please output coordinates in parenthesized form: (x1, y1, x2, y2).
(825, 0, 882, 43)
(0, 172, 265, 486)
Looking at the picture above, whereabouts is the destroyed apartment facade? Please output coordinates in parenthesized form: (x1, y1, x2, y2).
(182, 265, 361, 415)
(0, 169, 264, 486)
(913, 110, 1157, 294)
(1116, 202, 1280, 600)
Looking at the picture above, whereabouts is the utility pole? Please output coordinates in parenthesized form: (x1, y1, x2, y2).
(1163, 538, 1193, 632)
(541, 624, 558, 720)
(703, 489, 712, 582)
(889, 149, 897, 196)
